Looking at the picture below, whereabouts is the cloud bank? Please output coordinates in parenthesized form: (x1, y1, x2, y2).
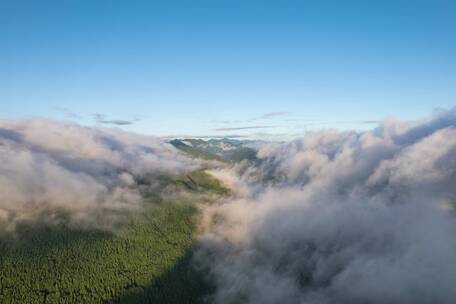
(196, 108, 456, 304)
(0, 119, 199, 232)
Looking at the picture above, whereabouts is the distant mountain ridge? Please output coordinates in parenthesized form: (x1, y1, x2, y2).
(169, 138, 260, 163)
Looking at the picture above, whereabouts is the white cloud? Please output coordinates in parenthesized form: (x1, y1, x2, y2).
(0, 118, 200, 232)
(196, 108, 456, 304)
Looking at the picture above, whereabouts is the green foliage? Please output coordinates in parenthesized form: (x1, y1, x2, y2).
(174, 170, 230, 196)
(0, 201, 209, 304)
(178, 146, 226, 162)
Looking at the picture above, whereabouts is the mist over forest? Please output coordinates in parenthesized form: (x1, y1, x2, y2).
(2, 109, 456, 303)
(195, 108, 456, 304)
(2, 1, 455, 302)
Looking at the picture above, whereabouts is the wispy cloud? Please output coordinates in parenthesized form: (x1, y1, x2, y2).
(163, 134, 249, 139)
(258, 112, 290, 119)
(93, 113, 106, 121)
(97, 119, 134, 126)
(253, 131, 303, 138)
(93, 113, 141, 126)
(213, 112, 292, 125)
(51, 106, 82, 119)
(214, 125, 276, 131)
(361, 120, 381, 124)
(296, 120, 381, 128)
(212, 119, 245, 124)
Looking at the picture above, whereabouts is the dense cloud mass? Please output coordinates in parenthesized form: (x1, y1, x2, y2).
(0, 119, 199, 232)
(197, 109, 456, 304)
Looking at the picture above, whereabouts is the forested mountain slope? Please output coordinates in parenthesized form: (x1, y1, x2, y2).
(0, 171, 228, 304)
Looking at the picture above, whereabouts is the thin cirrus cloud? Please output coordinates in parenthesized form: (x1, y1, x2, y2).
(96, 119, 135, 126)
(93, 113, 142, 126)
(213, 125, 276, 131)
(163, 134, 249, 139)
(50, 109, 141, 126)
(294, 120, 381, 128)
(213, 112, 291, 125)
(51, 106, 82, 120)
(258, 111, 290, 119)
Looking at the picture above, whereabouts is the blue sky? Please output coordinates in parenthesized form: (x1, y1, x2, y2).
(1, 0, 455, 138)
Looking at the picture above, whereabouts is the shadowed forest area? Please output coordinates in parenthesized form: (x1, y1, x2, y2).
(0, 171, 226, 304)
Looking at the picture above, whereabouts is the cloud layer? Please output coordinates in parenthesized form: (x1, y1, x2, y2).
(196, 108, 456, 304)
(0, 119, 199, 232)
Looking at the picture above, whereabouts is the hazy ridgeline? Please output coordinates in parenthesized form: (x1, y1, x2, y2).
(196, 108, 456, 304)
